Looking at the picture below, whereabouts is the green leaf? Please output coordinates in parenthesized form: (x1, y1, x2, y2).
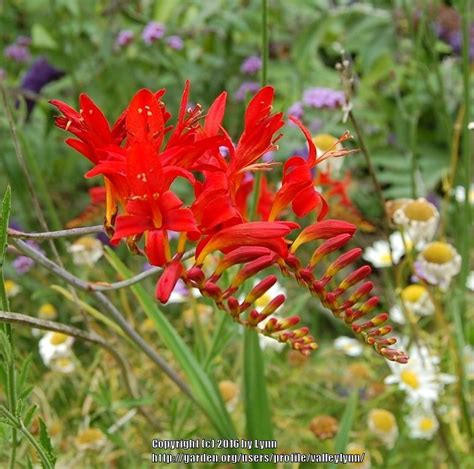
(103, 248, 237, 441)
(31, 24, 58, 49)
(38, 418, 56, 468)
(329, 389, 359, 469)
(243, 329, 274, 468)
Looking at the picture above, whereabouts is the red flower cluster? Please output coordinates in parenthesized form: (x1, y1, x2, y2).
(51, 83, 407, 362)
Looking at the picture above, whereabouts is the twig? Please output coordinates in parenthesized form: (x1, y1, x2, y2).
(7, 225, 104, 241)
(10, 238, 195, 402)
(0, 310, 159, 429)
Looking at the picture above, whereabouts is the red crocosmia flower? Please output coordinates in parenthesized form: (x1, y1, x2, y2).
(268, 118, 328, 221)
(195, 221, 299, 265)
(50, 94, 123, 164)
(227, 87, 284, 184)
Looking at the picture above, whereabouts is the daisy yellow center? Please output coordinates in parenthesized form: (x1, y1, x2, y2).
(419, 417, 435, 432)
(370, 409, 395, 432)
(380, 253, 392, 264)
(75, 236, 100, 250)
(39, 303, 57, 319)
(76, 428, 104, 444)
(312, 134, 338, 152)
(422, 242, 454, 264)
(347, 444, 365, 456)
(4, 280, 18, 294)
(50, 332, 69, 345)
(400, 370, 420, 389)
(401, 285, 426, 303)
(403, 200, 435, 221)
(54, 357, 72, 367)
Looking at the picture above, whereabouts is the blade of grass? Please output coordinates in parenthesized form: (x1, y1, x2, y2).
(104, 248, 238, 441)
(328, 389, 359, 469)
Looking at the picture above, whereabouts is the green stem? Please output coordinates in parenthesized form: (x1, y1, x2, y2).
(249, 0, 269, 219)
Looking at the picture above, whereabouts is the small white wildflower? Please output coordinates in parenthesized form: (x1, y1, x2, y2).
(39, 332, 74, 366)
(406, 409, 439, 440)
(334, 336, 363, 357)
(367, 408, 398, 449)
(68, 236, 103, 266)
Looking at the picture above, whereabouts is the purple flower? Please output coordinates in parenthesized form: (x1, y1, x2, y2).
(20, 57, 64, 116)
(240, 55, 262, 74)
(115, 30, 134, 48)
(142, 22, 165, 44)
(4, 44, 31, 63)
(234, 81, 260, 101)
(302, 87, 345, 109)
(287, 101, 304, 120)
(166, 35, 184, 50)
(309, 119, 323, 133)
(13, 241, 43, 274)
(13, 256, 34, 274)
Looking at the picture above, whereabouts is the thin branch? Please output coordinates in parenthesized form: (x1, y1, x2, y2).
(10, 238, 195, 402)
(7, 225, 104, 241)
(0, 309, 160, 429)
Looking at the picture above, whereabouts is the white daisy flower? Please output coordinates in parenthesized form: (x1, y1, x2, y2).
(38, 303, 58, 320)
(367, 408, 398, 449)
(68, 236, 103, 266)
(74, 428, 106, 451)
(417, 242, 461, 290)
(401, 284, 435, 317)
(346, 443, 371, 469)
(50, 355, 76, 374)
(406, 409, 439, 440)
(389, 304, 406, 325)
(467, 271, 474, 292)
(4, 280, 20, 298)
(363, 232, 407, 268)
(39, 332, 74, 366)
(452, 184, 474, 204)
(393, 198, 439, 245)
(384, 343, 456, 409)
(334, 336, 363, 357)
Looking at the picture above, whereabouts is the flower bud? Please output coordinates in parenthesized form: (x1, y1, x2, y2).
(230, 253, 278, 289)
(325, 248, 362, 277)
(309, 233, 353, 267)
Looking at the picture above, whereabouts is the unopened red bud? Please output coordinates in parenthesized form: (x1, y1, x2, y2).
(284, 253, 301, 270)
(264, 317, 278, 333)
(213, 246, 273, 278)
(247, 309, 261, 326)
(298, 268, 314, 284)
(359, 296, 379, 314)
(230, 253, 278, 289)
(244, 275, 277, 305)
(186, 266, 205, 284)
(203, 281, 222, 300)
(227, 296, 241, 317)
(338, 265, 372, 291)
(310, 233, 353, 267)
(367, 325, 392, 337)
(325, 248, 362, 277)
(348, 281, 374, 304)
(278, 315, 300, 331)
(292, 326, 310, 339)
(291, 220, 356, 253)
(352, 313, 388, 333)
(259, 294, 286, 318)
